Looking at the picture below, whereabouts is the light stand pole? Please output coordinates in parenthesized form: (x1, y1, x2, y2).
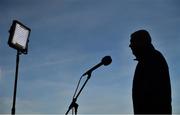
(11, 50, 21, 115)
(8, 20, 31, 115)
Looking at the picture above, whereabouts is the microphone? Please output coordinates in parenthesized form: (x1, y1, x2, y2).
(82, 56, 112, 76)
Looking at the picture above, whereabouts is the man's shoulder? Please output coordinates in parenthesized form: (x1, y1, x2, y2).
(153, 49, 165, 60)
(152, 49, 168, 66)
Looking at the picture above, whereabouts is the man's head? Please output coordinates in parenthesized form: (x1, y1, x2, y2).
(129, 30, 153, 59)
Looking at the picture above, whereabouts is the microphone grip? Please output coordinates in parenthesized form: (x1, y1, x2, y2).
(82, 62, 103, 76)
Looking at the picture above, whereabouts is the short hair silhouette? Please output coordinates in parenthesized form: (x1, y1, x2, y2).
(130, 29, 172, 114)
(130, 30, 151, 46)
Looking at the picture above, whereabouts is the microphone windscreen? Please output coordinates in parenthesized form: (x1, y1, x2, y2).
(101, 56, 112, 66)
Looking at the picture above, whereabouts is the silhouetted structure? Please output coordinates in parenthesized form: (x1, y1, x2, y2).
(129, 30, 172, 114)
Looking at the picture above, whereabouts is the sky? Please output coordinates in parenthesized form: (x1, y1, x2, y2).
(0, 0, 180, 114)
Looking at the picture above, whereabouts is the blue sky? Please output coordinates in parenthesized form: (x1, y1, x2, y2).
(0, 0, 180, 114)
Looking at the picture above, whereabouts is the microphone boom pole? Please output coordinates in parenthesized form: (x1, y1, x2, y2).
(65, 56, 112, 115)
(65, 73, 91, 115)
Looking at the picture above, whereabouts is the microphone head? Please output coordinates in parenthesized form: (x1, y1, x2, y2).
(101, 56, 112, 66)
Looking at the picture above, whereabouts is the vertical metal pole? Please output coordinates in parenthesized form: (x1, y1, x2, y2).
(11, 50, 20, 115)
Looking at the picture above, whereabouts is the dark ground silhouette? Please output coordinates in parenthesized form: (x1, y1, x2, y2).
(129, 30, 172, 114)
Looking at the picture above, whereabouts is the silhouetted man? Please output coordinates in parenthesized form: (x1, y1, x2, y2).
(129, 30, 172, 114)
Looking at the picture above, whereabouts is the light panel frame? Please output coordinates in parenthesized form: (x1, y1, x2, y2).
(8, 20, 31, 54)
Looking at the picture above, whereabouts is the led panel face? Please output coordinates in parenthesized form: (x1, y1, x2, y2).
(8, 20, 31, 54)
(12, 23, 29, 49)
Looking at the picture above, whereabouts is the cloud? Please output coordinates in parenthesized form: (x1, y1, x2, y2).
(0, 67, 2, 80)
(0, 96, 49, 114)
(11, 78, 75, 113)
(0, 97, 11, 113)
